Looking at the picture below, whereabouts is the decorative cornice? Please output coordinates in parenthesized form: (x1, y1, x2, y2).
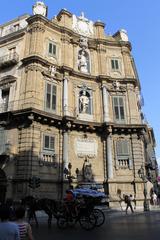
(26, 14, 48, 25)
(28, 22, 45, 33)
(26, 15, 131, 51)
(22, 54, 50, 67)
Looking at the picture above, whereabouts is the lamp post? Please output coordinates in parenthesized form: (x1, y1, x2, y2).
(138, 165, 150, 211)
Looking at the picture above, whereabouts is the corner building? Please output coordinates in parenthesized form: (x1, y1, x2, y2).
(0, 2, 157, 206)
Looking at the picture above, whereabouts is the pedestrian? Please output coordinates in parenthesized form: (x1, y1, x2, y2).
(15, 206, 34, 240)
(0, 204, 20, 240)
(124, 194, 134, 214)
(152, 192, 157, 206)
(157, 192, 160, 206)
(129, 194, 136, 210)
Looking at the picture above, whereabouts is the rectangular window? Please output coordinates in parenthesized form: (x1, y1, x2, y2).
(116, 140, 131, 169)
(113, 96, 125, 123)
(45, 83, 56, 112)
(48, 42, 57, 57)
(43, 134, 55, 151)
(116, 140, 129, 156)
(41, 134, 57, 167)
(111, 59, 119, 70)
(2, 89, 10, 112)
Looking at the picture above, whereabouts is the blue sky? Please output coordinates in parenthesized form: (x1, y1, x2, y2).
(1, 0, 160, 164)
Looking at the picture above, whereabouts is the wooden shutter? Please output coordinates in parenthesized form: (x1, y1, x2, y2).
(52, 85, 56, 110)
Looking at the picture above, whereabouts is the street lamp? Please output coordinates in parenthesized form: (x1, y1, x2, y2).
(138, 165, 150, 211)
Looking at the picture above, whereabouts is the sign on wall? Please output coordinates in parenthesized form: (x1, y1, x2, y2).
(75, 138, 97, 158)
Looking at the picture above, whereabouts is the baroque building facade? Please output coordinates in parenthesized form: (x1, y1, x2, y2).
(0, 1, 157, 206)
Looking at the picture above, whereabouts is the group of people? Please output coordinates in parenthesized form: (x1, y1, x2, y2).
(0, 204, 33, 240)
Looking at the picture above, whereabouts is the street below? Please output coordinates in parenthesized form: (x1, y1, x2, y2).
(31, 209, 160, 240)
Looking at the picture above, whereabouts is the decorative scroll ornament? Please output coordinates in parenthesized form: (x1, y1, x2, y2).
(72, 12, 94, 37)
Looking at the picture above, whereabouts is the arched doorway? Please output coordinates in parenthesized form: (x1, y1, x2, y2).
(0, 169, 7, 203)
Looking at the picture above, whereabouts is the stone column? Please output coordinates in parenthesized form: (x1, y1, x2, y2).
(102, 86, 110, 122)
(63, 131, 69, 171)
(63, 77, 68, 116)
(107, 132, 113, 179)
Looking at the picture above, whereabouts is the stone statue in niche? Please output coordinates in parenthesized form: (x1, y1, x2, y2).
(83, 158, 93, 182)
(79, 90, 89, 113)
(78, 50, 88, 73)
(49, 65, 56, 77)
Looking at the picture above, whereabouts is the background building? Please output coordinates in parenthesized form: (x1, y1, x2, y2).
(0, 1, 157, 206)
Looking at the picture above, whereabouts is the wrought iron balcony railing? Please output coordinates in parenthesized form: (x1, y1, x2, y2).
(0, 52, 19, 68)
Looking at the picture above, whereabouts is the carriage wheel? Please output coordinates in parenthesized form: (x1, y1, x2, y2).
(93, 209, 105, 227)
(57, 216, 68, 229)
(79, 212, 96, 230)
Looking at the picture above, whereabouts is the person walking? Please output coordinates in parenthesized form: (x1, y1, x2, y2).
(0, 205, 20, 240)
(15, 206, 34, 240)
(124, 195, 134, 214)
(152, 192, 157, 206)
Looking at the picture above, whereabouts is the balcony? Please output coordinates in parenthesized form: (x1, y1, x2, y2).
(4, 26, 22, 36)
(39, 152, 58, 168)
(0, 52, 19, 68)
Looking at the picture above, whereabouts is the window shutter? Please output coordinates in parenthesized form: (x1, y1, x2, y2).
(50, 137, 54, 150)
(53, 44, 56, 55)
(52, 85, 56, 110)
(116, 140, 132, 169)
(48, 42, 56, 56)
(46, 83, 51, 109)
(43, 135, 55, 151)
(111, 59, 115, 69)
(45, 83, 56, 112)
(115, 60, 119, 69)
(116, 141, 122, 156)
(44, 135, 49, 149)
(0, 128, 5, 154)
(113, 96, 125, 122)
(49, 43, 53, 54)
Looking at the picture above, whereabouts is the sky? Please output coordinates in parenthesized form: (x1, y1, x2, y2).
(0, 0, 160, 164)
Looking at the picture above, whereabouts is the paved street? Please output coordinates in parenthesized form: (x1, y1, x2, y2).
(31, 209, 160, 240)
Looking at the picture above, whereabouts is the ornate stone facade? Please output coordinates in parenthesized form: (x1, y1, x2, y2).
(0, 2, 157, 206)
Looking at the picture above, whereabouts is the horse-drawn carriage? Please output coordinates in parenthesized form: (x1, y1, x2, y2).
(22, 188, 106, 230)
